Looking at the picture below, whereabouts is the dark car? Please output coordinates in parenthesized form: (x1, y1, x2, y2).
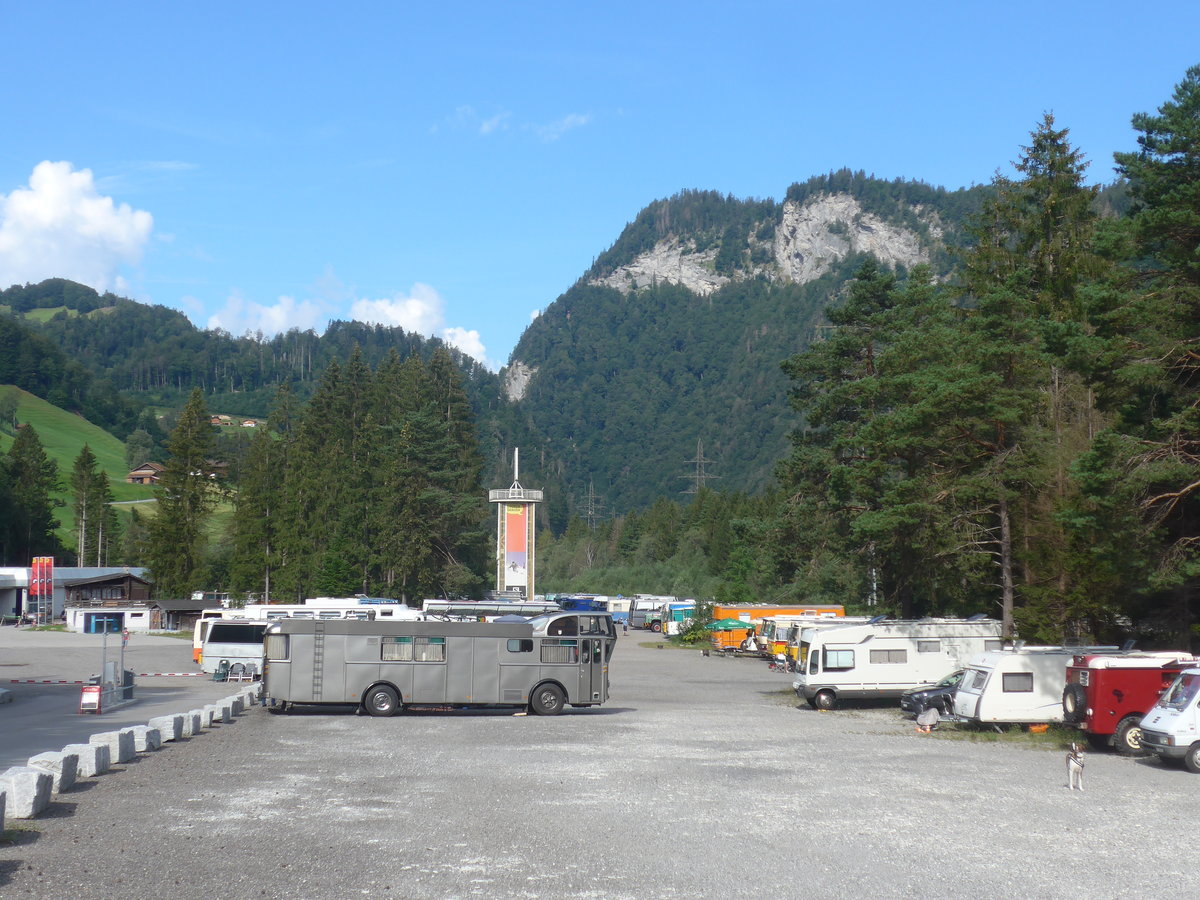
(900, 670, 965, 716)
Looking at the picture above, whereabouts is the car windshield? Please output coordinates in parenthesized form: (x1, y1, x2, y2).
(1160, 672, 1200, 710)
(936, 671, 963, 688)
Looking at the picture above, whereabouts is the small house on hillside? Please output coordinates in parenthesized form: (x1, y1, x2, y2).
(126, 461, 165, 484)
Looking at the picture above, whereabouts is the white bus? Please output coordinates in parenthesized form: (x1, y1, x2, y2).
(263, 611, 616, 716)
(791, 617, 1004, 710)
(191, 602, 421, 663)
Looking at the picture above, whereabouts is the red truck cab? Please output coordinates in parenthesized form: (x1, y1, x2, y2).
(1063, 652, 1196, 754)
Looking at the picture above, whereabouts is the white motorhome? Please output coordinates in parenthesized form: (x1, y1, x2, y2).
(791, 617, 1004, 710)
(953, 646, 1117, 726)
(1139, 667, 1200, 772)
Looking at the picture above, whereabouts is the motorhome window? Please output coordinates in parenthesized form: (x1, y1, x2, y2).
(541, 639, 579, 664)
(1161, 673, 1200, 710)
(345, 611, 369, 620)
(266, 611, 287, 619)
(917, 641, 940, 653)
(318, 611, 341, 619)
(207, 624, 268, 643)
(264, 634, 289, 660)
(382, 636, 413, 661)
(547, 617, 578, 637)
(985, 640, 1003, 651)
(507, 639, 533, 653)
(824, 649, 854, 671)
(870, 649, 907, 664)
(1002, 672, 1034, 692)
(808, 650, 819, 675)
(413, 637, 446, 662)
(293, 611, 314, 619)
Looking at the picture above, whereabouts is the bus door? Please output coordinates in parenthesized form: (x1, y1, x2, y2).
(579, 637, 605, 702)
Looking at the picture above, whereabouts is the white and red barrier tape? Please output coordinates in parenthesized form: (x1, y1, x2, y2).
(9, 673, 206, 683)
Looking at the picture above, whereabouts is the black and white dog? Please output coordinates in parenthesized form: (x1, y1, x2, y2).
(1066, 742, 1085, 791)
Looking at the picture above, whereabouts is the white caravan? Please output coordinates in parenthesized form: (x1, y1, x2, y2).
(1139, 667, 1200, 772)
(791, 617, 1004, 710)
(953, 646, 1118, 725)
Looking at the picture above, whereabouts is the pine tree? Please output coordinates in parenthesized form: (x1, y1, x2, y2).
(146, 388, 217, 597)
(5, 424, 63, 564)
(71, 444, 120, 565)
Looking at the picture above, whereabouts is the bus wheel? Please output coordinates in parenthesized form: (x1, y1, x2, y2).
(1115, 716, 1150, 756)
(531, 684, 565, 716)
(364, 685, 400, 718)
(814, 690, 837, 711)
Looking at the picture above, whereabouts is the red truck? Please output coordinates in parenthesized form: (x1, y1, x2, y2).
(1062, 652, 1196, 754)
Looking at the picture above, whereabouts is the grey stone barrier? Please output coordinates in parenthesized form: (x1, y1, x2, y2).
(131, 726, 162, 753)
(149, 714, 184, 742)
(0, 766, 53, 818)
(201, 705, 217, 727)
(90, 729, 135, 764)
(215, 702, 233, 724)
(229, 695, 245, 715)
(183, 710, 203, 735)
(27, 750, 79, 793)
(63, 742, 110, 778)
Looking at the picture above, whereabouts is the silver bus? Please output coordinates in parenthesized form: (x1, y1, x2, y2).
(263, 611, 616, 716)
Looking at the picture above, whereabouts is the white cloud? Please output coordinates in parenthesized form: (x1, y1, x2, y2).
(534, 113, 592, 142)
(348, 282, 493, 369)
(350, 282, 445, 334)
(442, 326, 488, 363)
(0, 160, 153, 292)
(207, 291, 325, 337)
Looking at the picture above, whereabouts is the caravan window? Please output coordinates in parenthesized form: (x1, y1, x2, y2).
(965, 669, 989, 691)
(541, 639, 579, 664)
(382, 636, 446, 662)
(870, 649, 907, 664)
(264, 634, 289, 660)
(507, 639, 533, 653)
(1002, 672, 1033, 692)
(985, 640, 1003, 651)
(824, 649, 854, 671)
(917, 641, 940, 653)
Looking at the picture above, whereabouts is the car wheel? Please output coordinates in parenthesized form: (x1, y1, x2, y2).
(364, 685, 400, 717)
(814, 690, 837, 711)
(1115, 716, 1151, 757)
(1185, 743, 1200, 774)
(531, 683, 566, 716)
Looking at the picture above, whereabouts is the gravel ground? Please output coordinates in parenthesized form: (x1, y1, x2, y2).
(2, 637, 1198, 899)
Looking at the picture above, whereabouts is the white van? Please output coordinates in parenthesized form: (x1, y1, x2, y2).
(1140, 667, 1200, 772)
(953, 646, 1117, 726)
(791, 617, 1003, 710)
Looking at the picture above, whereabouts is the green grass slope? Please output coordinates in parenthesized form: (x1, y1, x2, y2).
(0, 385, 156, 544)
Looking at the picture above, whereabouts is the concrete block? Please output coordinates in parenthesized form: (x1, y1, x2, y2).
(183, 711, 203, 736)
(63, 742, 110, 777)
(90, 729, 135, 764)
(0, 766, 53, 818)
(201, 705, 217, 727)
(230, 695, 245, 715)
(131, 726, 162, 752)
(149, 714, 184, 742)
(27, 750, 79, 793)
(215, 702, 233, 723)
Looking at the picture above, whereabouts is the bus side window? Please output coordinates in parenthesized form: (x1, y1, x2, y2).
(548, 617, 578, 637)
(507, 639, 533, 653)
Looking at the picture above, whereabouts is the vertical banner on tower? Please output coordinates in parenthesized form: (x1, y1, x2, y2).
(504, 504, 528, 593)
(31, 556, 54, 622)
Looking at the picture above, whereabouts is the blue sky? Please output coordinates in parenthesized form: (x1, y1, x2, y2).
(2, 2, 1198, 370)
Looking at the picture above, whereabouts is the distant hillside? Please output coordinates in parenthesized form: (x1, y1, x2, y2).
(504, 174, 994, 514)
(0, 386, 156, 542)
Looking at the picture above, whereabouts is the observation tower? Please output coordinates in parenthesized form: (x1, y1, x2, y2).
(488, 449, 543, 597)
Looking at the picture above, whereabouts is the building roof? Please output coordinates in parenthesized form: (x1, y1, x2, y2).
(151, 598, 213, 612)
(63, 573, 152, 589)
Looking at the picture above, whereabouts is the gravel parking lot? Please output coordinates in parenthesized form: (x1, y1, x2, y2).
(3, 636, 1199, 899)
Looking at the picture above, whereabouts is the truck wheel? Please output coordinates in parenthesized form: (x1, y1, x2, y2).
(531, 683, 565, 716)
(814, 690, 837, 711)
(1184, 743, 1200, 774)
(363, 685, 400, 717)
(650, 622, 662, 633)
(1115, 716, 1150, 756)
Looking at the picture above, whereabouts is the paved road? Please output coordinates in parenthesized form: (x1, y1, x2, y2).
(0, 627, 244, 769)
(3, 637, 1200, 898)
